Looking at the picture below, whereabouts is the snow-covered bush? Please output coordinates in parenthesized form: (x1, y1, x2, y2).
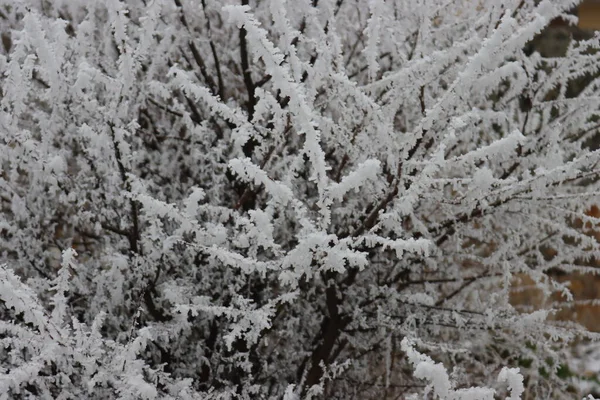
(0, 0, 599, 398)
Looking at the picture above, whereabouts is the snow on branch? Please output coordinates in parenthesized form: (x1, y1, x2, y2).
(401, 338, 524, 400)
(224, 5, 329, 195)
(1, 0, 600, 398)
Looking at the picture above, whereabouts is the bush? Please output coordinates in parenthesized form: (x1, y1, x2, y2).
(0, 0, 599, 398)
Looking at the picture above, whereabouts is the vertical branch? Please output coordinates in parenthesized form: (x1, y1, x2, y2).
(302, 282, 347, 393)
(239, 0, 256, 121)
(201, 0, 226, 99)
(108, 123, 140, 255)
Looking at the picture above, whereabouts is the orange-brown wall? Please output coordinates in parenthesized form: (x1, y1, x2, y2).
(579, 0, 600, 30)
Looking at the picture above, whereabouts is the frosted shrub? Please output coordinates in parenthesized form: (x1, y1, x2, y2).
(0, 0, 599, 398)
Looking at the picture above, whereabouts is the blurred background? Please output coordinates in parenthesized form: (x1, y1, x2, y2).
(513, 2, 600, 393)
